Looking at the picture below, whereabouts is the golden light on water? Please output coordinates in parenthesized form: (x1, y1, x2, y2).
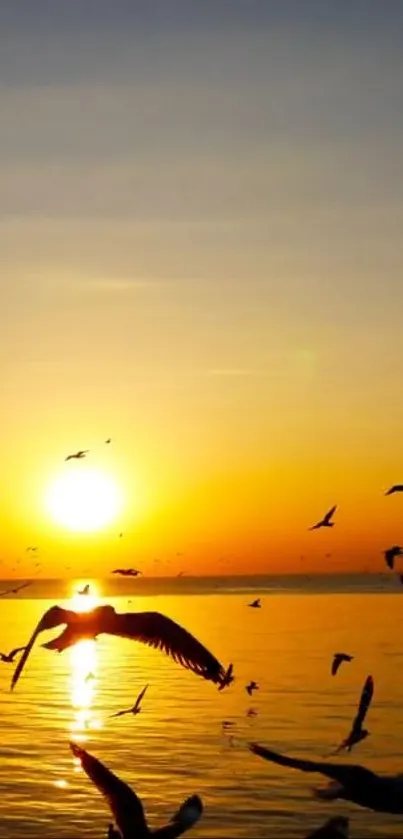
(45, 466, 123, 533)
(68, 582, 102, 741)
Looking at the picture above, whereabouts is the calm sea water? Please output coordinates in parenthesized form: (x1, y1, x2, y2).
(0, 578, 402, 837)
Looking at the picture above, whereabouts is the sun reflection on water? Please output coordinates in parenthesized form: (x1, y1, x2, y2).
(68, 582, 103, 743)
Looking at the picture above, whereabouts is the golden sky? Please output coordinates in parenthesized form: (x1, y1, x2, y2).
(1, 2, 403, 577)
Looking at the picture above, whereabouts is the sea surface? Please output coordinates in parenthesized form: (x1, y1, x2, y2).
(0, 576, 402, 837)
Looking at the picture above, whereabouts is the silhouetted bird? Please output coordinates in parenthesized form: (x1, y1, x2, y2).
(0, 581, 32, 597)
(305, 816, 349, 838)
(309, 506, 337, 530)
(249, 741, 403, 813)
(65, 450, 89, 461)
(78, 584, 90, 595)
(218, 662, 234, 691)
(384, 545, 403, 570)
(331, 653, 353, 676)
(247, 708, 258, 718)
(105, 438, 112, 444)
(0, 646, 26, 664)
(26, 546, 38, 552)
(248, 599, 261, 608)
(85, 672, 95, 683)
(112, 569, 141, 577)
(11, 605, 227, 690)
(333, 675, 374, 753)
(385, 484, 403, 496)
(246, 680, 259, 696)
(111, 685, 148, 718)
(71, 742, 203, 838)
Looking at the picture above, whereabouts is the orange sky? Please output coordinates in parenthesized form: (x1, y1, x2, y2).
(2, 3, 403, 577)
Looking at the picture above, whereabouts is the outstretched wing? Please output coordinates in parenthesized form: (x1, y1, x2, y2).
(11, 605, 70, 690)
(331, 655, 342, 676)
(10, 646, 26, 659)
(134, 684, 148, 711)
(249, 743, 376, 787)
(153, 795, 203, 837)
(0, 581, 32, 598)
(324, 505, 337, 524)
(352, 675, 374, 733)
(70, 743, 148, 837)
(108, 611, 226, 685)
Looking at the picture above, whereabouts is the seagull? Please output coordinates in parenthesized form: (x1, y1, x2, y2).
(248, 599, 261, 608)
(333, 675, 374, 753)
(111, 685, 148, 718)
(26, 546, 38, 552)
(105, 438, 112, 444)
(246, 680, 259, 696)
(65, 450, 89, 461)
(246, 708, 258, 718)
(309, 506, 337, 530)
(70, 742, 203, 838)
(384, 545, 403, 570)
(78, 584, 90, 595)
(385, 484, 403, 496)
(218, 662, 234, 691)
(85, 672, 96, 683)
(331, 653, 353, 676)
(249, 741, 403, 814)
(0, 581, 32, 597)
(305, 816, 349, 838)
(112, 569, 141, 577)
(0, 646, 26, 664)
(11, 604, 227, 690)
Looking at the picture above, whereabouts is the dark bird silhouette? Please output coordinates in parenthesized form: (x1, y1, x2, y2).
(0, 646, 26, 664)
(11, 604, 227, 690)
(218, 662, 234, 691)
(331, 653, 353, 676)
(26, 546, 38, 552)
(248, 599, 261, 608)
(333, 675, 374, 753)
(70, 742, 203, 838)
(105, 438, 112, 444)
(111, 685, 148, 718)
(78, 584, 90, 595)
(305, 816, 349, 838)
(309, 506, 337, 530)
(65, 450, 89, 461)
(385, 484, 403, 496)
(247, 708, 258, 718)
(246, 680, 259, 696)
(384, 545, 403, 570)
(0, 581, 32, 597)
(249, 741, 403, 813)
(112, 569, 141, 577)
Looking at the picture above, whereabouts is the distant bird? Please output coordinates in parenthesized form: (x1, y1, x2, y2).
(26, 546, 38, 552)
(222, 720, 235, 730)
(78, 584, 90, 595)
(70, 742, 203, 838)
(248, 599, 261, 608)
(331, 653, 353, 676)
(112, 569, 141, 577)
(11, 604, 227, 690)
(305, 816, 349, 838)
(218, 662, 234, 691)
(0, 581, 32, 597)
(65, 450, 89, 461)
(309, 506, 337, 530)
(384, 545, 403, 570)
(246, 680, 259, 696)
(0, 646, 26, 664)
(111, 685, 148, 718)
(247, 708, 258, 718)
(333, 675, 374, 753)
(385, 484, 403, 496)
(105, 438, 112, 445)
(85, 672, 95, 683)
(249, 741, 403, 814)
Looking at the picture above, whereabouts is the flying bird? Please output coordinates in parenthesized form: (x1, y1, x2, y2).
(384, 545, 403, 570)
(218, 662, 234, 691)
(0, 581, 32, 597)
(248, 599, 261, 608)
(78, 584, 90, 595)
(105, 438, 112, 444)
(309, 506, 337, 530)
(111, 685, 148, 718)
(11, 604, 227, 690)
(0, 646, 26, 664)
(305, 816, 349, 838)
(70, 742, 203, 838)
(246, 708, 258, 718)
(26, 546, 38, 552)
(331, 653, 353, 676)
(65, 450, 89, 461)
(246, 680, 259, 696)
(249, 741, 403, 813)
(112, 569, 141, 577)
(385, 484, 403, 496)
(333, 675, 374, 753)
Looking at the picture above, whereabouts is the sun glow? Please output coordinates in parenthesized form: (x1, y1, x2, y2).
(68, 583, 102, 740)
(45, 467, 122, 532)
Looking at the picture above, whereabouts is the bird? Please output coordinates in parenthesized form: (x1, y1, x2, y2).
(112, 569, 141, 577)
(218, 662, 234, 691)
(333, 675, 374, 753)
(331, 652, 353, 676)
(11, 604, 227, 690)
(111, 685, 148, 718)
(0, 646, 26, 664)
(0, 581, 32, 597)
(249, 741, 403, 814)
(26, 546, 38, 552)
(222, 720, 235, 730)
(384, 545, 403, 570)
(78, 584, 90, 595)
(246, 708, 258, 718)
(248, 598, 261, 608)
(385, 484, 403, 495)
(309, 506, 337, 530)
(70, 742, 203, 838)
(85, 671, 95, 683)
(65, 450, 89, 461)
(305, 816, 349, 838)
(246, 680, 259, 696)
(105, 438, 112, 444)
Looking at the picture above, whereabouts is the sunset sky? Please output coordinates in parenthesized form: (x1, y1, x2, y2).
(2, 1, 403, 577)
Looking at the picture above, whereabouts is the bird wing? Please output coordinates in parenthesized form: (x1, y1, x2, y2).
(248, 743, 376, 787)
(352, 675, 374, 733)
(153, 795, 203, 837)
(11, 605, 70, 690)
(10, 646, 26, 659)
(106, 611, 226, 685)
(385, 549, 395, 570)
(331, 655, 342, 676)
(70, 743, 148, 837)
(110, 708, 131, 718)
(134, 684, 148, 711)
(324, 505, 337, 524)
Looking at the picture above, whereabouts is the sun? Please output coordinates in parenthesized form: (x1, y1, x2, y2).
(46, 467, 122, 532)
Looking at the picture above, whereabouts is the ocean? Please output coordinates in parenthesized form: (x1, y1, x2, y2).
(0, 575, 402, 837)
